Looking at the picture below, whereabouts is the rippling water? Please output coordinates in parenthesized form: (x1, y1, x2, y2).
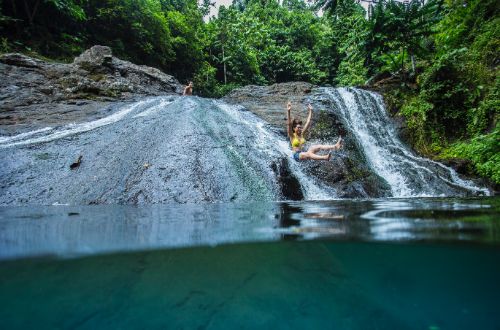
(1, 197, 499, 260)
(0, 198, 499, 329)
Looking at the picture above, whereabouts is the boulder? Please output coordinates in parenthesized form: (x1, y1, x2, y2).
(73, 45, 113, 71)
(0, 53, 43, 68)
(224, 82, 314, 129)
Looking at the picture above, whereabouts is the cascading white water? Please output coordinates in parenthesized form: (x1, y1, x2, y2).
(322, 87, 488, 197)
(213, 101, 335, 200)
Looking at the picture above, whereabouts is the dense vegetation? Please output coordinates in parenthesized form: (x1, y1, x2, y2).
(0, 0, 498, 185)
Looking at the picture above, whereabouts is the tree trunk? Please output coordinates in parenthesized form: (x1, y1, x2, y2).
(222, 45, 227, 85)
(207, 49, 211, 83)
(9, 0, 18, 15)
(23, 0, 40, 26)
(401, 47, 405, 73)
(9, 0, 21, 37)
(410, 52, 416, 75)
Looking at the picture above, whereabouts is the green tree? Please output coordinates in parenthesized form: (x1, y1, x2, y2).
(366, 0, 443, 77)
(84, 0, 174, 69)
(325, 0, 368, 85)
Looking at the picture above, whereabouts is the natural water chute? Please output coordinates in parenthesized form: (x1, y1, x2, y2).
(0, 88, 489, 206)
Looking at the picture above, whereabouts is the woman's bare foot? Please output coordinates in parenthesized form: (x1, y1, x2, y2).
(335, 136, 343, 151)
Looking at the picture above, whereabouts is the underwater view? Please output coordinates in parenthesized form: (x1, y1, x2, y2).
(1, 198, 499, 329)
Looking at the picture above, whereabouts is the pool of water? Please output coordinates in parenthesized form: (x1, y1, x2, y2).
(0, 197, 499, 329)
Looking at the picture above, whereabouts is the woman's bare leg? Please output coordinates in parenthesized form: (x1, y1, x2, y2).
(300, 151, 330, 161)
(308, 137, 342, 154)
(308, 144, 337, 154)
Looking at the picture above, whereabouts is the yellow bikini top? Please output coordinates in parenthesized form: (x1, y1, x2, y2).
(291, 134, 305, 148)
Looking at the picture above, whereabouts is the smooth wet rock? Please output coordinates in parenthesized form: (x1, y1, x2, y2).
(0, 97, 290, 205)
(271, 158, 304, 200)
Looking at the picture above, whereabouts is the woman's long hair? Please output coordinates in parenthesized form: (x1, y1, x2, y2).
(292, 118, 303, 133)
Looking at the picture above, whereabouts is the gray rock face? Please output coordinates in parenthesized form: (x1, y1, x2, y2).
(224, 82, 314, 128)
(226, 83, 490, 198)
(0, 46, 183, 135)
(224, 82, 392, 198)
(73, 45, 113, 70)
(1, 57, 486, 203)
(0, 97, 303, 205)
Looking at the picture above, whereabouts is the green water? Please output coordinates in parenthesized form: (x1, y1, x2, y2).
(1, 241, 499, 329)
(1, 198, 499, 329)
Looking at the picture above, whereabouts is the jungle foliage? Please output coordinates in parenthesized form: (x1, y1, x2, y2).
(0, 0, 498, 183)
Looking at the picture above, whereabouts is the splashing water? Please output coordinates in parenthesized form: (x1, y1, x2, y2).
(321, 87, 488, 197)
(213, 100, 335, 200)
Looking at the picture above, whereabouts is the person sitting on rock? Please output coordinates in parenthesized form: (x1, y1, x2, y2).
(286, 101, 342, 161)
(183, 81, 193, 96)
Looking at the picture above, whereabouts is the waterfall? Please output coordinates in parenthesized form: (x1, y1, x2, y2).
(0, 89, 489, 205)
(321, 87, 488, 197)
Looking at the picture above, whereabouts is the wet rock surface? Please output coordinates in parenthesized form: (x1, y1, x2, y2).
(0, 46, 182, 135)
(224, 82, 314, 128)
(225, 82, 392, 198)
(0, 97, 295, 205)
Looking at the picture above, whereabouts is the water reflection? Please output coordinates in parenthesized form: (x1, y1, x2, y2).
(0, 197, 499, 260)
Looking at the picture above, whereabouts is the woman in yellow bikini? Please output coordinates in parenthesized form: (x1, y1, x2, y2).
(286, 101, 342, 161)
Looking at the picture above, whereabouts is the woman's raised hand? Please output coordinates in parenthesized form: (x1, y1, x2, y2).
(287, 102, 292, 111)
(307, 104, 313, 111)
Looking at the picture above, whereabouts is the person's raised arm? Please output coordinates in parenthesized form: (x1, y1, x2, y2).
(303, 104, 313, 135)
(286, 101, 292, 142)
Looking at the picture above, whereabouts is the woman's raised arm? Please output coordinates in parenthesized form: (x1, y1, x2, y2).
(303, 104, 313, 135)
(286, 102, 292, 140)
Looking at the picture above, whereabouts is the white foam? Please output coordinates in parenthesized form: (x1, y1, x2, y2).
(0, 98, 158, 148)
(133, 99, 173, 118)
(325, 87, 489, 197)
(0, 127, 53, 144)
